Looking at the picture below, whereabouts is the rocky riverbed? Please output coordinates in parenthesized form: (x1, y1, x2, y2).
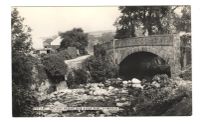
(34, 76, 192, 117)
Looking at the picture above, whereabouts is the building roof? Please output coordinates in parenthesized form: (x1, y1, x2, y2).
(51, 36, 63, 45)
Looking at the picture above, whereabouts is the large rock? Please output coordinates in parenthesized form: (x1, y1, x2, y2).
(116, 101, 131, 107)
(131, 78, 141, 84)
(53, 101, 66, 107)
(151, 81, 160, 88)
(38, 80, 51, 95)
(132, 84, 143, 89)
(122, 81, 128, 85)
(56, 81, 67, 91)
(101, 109, 112, 116)
(117, 77, 122, 81)
(121, 89, 128, 94)
(72, 89, 85, 94)
(101, 108, 120, 116)
(93, 89, 110, 96)
(108, 86, 114, 90)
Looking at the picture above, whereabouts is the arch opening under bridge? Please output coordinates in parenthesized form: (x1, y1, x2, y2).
(119, 51, 171, 80)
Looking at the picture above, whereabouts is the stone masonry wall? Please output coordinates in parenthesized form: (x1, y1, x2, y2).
(97, 34, 181, 77)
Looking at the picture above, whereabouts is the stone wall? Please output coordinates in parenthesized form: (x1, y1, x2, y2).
(97, 34, 181, 77)
(100, 34, 174, 50)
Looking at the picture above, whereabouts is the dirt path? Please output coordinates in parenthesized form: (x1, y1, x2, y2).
(64, 54, 91, 69)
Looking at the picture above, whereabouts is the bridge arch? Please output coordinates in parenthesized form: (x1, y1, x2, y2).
(96, 34, 181, 78)
(117, 46, 171, 65)
(118, 50, 171, 80)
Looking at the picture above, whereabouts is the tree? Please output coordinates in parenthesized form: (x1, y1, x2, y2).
(41, 54, 67, 84)
(97, 32, 114, 43)
(173, 6, 191, 69)
(12, 8, 32, 54)
(174, 6, 191, 33)
(12, 8, 38, 117)
(12, 8, 34, 86)
(84, 45, 119, 82)
(59, 28, 88, 55)
(12, 53, 34, 87)
(114, 6, 173, 39)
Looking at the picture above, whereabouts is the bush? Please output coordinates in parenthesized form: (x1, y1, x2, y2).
(84, 56, 105, 82)
(12, 53, 40, 117)
(74, 69, 88, 84)
(93, 44, 107, 58)
(59, 28, 88, 55)
(130, 75, 191, 116)
(41, 53, 67, 84)
(67, 69, 89, 88)
(162, 83, 192, 116)
(83, 44, 119, 82)
(34, 62, 48, 85)
(58, 50, 74, 60)
(180, 65, 192, 80)
(12, 53, 34, 87)
(12, 83, 39, 117)
(83, 56, 119, 82)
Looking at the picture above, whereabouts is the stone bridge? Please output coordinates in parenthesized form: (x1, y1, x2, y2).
(97, 34, 181, 78)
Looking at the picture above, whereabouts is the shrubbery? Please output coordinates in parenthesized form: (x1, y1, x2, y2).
(83, 56, 119, 82)
(12, 83, 39, 117)
(125, 74, 192, 116)
(12, 53, 34, 87)
(12, 53, 40, 117)
(83, 44, 119, 83)
(67, 69, 89, 88)
(58, 49, 74, 60)
(41, 53, 67, 84)
(12, 8, 40, 117)
(59, 28, 88, 55)
(73, 69, 89, 84)
(180, 65, 192, 80)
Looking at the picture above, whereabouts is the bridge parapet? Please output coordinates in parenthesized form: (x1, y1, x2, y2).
(95, 34, 181, 78)
(100, 34, 176, 50)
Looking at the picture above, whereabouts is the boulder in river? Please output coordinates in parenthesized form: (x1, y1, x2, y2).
(116, 101, 131, 107)
(151, 81, 160, 88)
(56, 81, 67, 91)
(93, 89, 110, 96)
(131, 78, 141, 84)
(122, 81, 128, 85)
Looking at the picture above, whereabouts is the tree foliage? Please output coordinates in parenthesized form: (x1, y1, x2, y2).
(41, 54, 67, 84)
(114, 6, 174, 39)
(12, 53, 34, 87)
(174, 6, 191, 33)
(12, 8, 38, 117)
(114, 6, 191, 39)
(84, 45, 119, 82)
(97, 32, 114, 43)
(12, 8, 32, 54)
(67, 69, 89, 88)
(12, 8, 34, 87)
(12, 83, 39, 117)
(59, 28, 88, 55)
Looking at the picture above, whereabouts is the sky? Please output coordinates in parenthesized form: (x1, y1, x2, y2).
(16, 7, 121, 49)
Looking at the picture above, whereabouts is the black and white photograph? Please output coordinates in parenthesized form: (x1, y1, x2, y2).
(11, 6, 192, 117)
